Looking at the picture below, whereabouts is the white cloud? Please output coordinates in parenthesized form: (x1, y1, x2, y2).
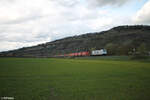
(0, 41, 48, 52)
(133, 0, 150, 24)
(0, 0, 144, 52)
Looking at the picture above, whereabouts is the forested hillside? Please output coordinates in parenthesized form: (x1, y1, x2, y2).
(0, 25, 150, 57)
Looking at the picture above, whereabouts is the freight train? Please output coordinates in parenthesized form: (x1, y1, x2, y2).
(55, 49, 107, 57)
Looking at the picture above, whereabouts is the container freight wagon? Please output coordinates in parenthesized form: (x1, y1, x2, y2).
(54, 49, 107, 57)
(91, 49, 107, 56)
(68, 51, 90, 57)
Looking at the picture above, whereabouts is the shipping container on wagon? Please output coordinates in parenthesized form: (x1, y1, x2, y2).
(69, 53, 74, 57)
(73, 53, 77, 56)
(81, 51, 90, 56)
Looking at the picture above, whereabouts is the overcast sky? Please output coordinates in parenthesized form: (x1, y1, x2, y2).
(0, 0, 150, 51)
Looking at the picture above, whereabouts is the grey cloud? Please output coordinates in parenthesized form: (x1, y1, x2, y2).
(137, 17, 150, 24)
(87, 0, 133, 7)
(52, 0, 79, 7)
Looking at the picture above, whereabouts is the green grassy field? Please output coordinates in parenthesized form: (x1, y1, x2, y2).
(0, 57, 150, 100)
